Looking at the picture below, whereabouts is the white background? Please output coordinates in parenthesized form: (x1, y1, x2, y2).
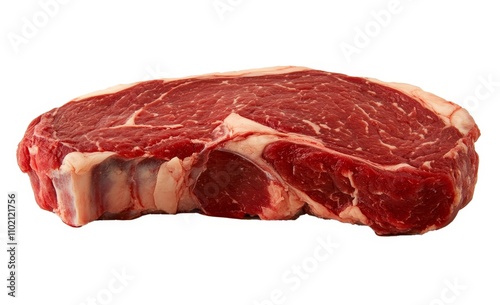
(1, 0, 499, 304)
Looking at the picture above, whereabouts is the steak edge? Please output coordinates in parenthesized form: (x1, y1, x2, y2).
(17, 66, 480, 235)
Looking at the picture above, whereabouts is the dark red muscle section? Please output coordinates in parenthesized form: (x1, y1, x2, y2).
(194, 150, 271, 219)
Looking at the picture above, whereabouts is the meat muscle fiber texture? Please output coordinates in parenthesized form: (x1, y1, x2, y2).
(17, 67, 480, 235)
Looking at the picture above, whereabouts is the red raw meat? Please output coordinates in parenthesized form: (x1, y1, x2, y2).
(17, 67, 480, 235)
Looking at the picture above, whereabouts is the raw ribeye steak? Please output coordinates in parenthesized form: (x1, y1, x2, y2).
(17, 67, 480, 235)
